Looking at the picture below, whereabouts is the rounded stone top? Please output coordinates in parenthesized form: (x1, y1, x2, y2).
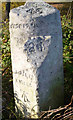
(10, 1, 59, 18)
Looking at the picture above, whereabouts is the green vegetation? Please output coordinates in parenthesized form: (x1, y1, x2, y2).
(62, 15, 73, 63)
(61, 15, 73, 104)
(1, 2, 73, 119)
(2, 20, 11, 71)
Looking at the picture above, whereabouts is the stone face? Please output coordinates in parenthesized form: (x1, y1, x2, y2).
(9, 1, 64, 118)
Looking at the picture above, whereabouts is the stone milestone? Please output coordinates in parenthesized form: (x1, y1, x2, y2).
(9, 1, 64, 118)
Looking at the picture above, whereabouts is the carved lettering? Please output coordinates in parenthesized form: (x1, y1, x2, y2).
(23, 36, 50, 54)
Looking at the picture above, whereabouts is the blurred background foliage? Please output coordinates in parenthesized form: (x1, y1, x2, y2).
(1, 2, 73, 119)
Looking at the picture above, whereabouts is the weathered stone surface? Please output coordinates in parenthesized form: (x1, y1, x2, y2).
(9, 1, 64, 118)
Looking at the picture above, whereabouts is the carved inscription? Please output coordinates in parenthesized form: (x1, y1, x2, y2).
(24, 36, 51, 55)
(14, 91, 30, 103)
(14, 69, 33, 77)
(10, 23, 25, 29)
(14, 70, 26, 76)
(14, 69, 34, 103)
(14, 69, 35, 86)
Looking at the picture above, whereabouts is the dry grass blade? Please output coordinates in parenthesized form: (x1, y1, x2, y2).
(40, 95, 73, 119)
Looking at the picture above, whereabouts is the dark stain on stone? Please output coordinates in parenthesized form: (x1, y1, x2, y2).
(17, 13, 19, 16)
